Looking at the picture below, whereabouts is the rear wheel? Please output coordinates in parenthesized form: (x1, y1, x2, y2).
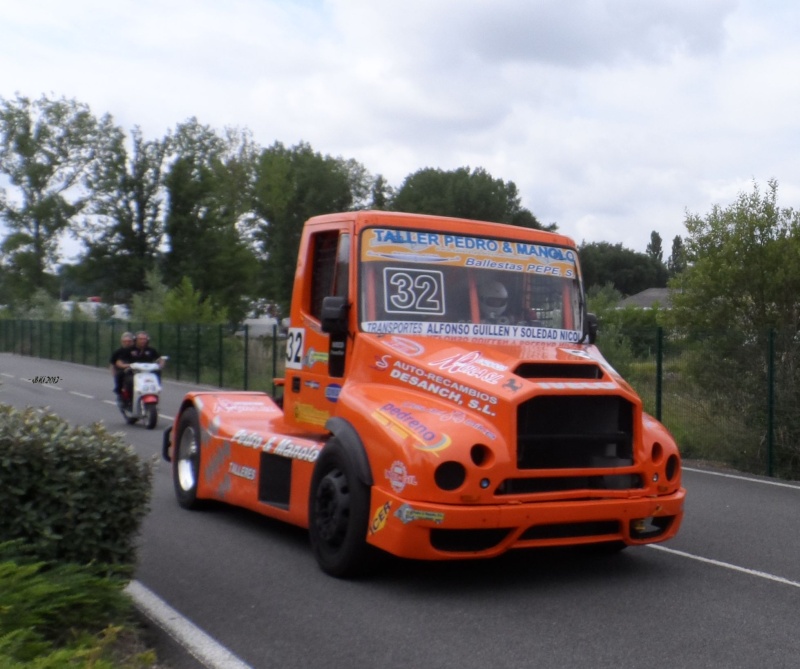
(145, 403, 158, 429)
(308, 438, 372, 578)
(173, 408, 204, 509)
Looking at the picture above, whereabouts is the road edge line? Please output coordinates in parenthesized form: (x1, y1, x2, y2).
(125, 579, 253, 669)
(648, 544, 800, 589)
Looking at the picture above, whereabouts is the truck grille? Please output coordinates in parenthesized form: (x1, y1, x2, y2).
(516, 395, 634, 470)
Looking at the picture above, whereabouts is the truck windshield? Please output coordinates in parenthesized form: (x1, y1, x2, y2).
(358, 227, 584, 343)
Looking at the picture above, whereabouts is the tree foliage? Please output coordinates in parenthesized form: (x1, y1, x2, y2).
(252, 141, 364, 310)
(0, 95, 118, 303)
(389, 166, 552, 230)
(669, 179, 800, 334)
(646, 230, 664, 263)
(579, 241, 668, 295)
(666, 235, 686, 277)
(162, 120, 260, 324)
(667, 180, 800, 476)
(77, 127, 170, 303)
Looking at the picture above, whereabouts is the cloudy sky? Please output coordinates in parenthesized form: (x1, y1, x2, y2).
(2, 0, 799, 254)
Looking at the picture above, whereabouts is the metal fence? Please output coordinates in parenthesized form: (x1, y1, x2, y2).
(0, 320, 286, 395)
(2, 320, 798, 480)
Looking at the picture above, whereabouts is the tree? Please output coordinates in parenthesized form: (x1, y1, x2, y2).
(578, 241, 668, 295)
(389, 166, 553, 230)
(646, 231, 664, 263)
(131, 271, 226, 324)
(162, 120, 260, 324)
(0, 94, 118, 304)
(667, 235, 687, 276)
(78, 126, 170, 304)
(252, 141, 364, 310)
(667, 179, 800, 475)
(670, 179, 800, 333)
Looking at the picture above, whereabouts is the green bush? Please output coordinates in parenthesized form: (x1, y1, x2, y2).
(0, 405, 153, 570)
(0, 542, 157, 667)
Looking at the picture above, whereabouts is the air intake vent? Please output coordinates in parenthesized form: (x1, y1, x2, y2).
(514, 363, 602, 379)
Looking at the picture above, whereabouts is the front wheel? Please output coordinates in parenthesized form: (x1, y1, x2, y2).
(144, 403, 158, 429)
(308, 438, 373, 578)
(173, 408, 205, 509)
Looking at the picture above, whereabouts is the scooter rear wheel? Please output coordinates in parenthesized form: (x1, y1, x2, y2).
(145, 403, 158, 429)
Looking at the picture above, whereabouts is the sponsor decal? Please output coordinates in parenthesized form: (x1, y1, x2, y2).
(303, 348, 329, 367)
(213, 398, 276, 413)
(370, 502, 392, 534)
(373, 402, 452, 454)
(502, 378, 523, 393)
(389, 360, 499, 409)
(394, 503, 445, 525)
(363, 320, 581, 343)
(370, 354, 392, 370)
(428, 350, 506, 384)
(231, 428, 322, 462)
(384, 460, 418, 493)
(304, 380, 321, 390)
(294, 403, 330, 426)
(383, 336, 425, 356)
(229, 462, 257, 480)
(204, 441, 230, 483)
(231, 429, 263, 449)
(325, 383, 342, 402)
(401, 402, 498, 441)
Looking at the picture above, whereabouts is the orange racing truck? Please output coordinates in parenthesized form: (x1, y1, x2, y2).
(162, 211, 685, 577)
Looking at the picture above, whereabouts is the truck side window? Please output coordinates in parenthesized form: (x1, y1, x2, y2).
(309, 231, 350, 320)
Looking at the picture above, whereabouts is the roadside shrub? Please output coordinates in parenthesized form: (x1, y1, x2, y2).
(0, 542, 157, 667)
(0, 405, 153, 570)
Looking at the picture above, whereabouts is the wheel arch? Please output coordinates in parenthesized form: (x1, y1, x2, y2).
(324, 416, 373, 487)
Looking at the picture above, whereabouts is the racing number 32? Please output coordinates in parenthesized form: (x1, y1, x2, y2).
(384, 268, 445, 315)
(285, 328, 304, 370)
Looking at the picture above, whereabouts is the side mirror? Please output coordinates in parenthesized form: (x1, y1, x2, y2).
(320, 296, 350, 335)
(584, 312, 598, 345)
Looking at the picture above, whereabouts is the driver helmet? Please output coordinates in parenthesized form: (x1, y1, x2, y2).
(478, 280, 508, 317)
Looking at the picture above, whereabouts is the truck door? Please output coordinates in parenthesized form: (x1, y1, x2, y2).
(283, 228, 351, 431)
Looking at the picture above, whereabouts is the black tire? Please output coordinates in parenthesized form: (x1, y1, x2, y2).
(308, 438, 373, 578)
(173, 408, 205, 510)
(145, 403, 158, 430)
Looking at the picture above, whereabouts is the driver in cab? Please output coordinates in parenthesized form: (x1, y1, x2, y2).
(478, 279, 510, 324)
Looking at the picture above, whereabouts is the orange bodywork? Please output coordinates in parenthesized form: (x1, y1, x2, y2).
(165, 211, 685, 562)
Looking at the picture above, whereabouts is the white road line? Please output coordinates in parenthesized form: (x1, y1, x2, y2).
(648, 544, 800, 589)
(683, 466, 800, 490)
(69, 391, 94, 399)
(126, 580, 253, 669)
(0, 372, 13, 378)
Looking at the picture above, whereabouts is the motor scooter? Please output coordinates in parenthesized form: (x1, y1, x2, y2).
(118, 358, 167, 429)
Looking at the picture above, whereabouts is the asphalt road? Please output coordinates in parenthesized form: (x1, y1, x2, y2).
(2, 352, 799, 669)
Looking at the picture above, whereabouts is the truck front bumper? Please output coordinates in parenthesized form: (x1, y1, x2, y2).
(366, 486, 686, 560)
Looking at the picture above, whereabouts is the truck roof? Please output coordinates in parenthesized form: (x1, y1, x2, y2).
(305, 210, 577, 248)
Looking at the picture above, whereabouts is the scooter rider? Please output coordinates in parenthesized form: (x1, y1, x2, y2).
(110, 331, 134, 397)
(121, 331, 165, 401)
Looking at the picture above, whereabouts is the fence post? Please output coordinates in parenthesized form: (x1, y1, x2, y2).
(272, 324, 278, 396)
(195, 324, 200, 384)
(767, 328, 775, 477)
(176, 325, 181, 381)
(655, 326, 663, 421)
(243, 324, 249, 390)
(218, 324, 223, 388)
